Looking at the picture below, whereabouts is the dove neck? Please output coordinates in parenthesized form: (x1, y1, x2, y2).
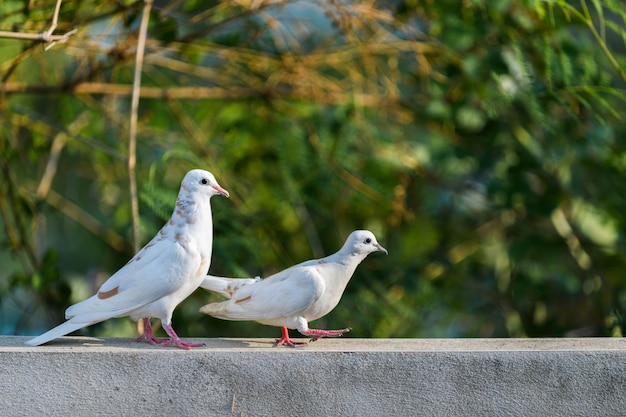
(171, 195, 214, 236)
(337, 250, 369, 270)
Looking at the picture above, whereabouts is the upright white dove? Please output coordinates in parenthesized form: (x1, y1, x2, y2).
(199, 230, 387, 346)
(26, 169, 229, 349)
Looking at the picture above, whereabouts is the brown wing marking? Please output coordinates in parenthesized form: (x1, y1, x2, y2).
(97, 287, 119, 299)
(234, 295, 251, 304)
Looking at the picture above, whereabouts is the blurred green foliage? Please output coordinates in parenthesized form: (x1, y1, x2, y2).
(1, 0, 625, 339)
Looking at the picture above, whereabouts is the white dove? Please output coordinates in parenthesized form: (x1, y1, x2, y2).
(26, 169, 229, 349)
(199, 230, 387, 346)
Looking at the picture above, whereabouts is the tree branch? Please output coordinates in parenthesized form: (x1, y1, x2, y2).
(45, 0, 64, 40)
(127, 0, 153, 254)
(11, 104, 126, 161)
(0, 29, 76, 43)
(0, 0, 77, 49)
(1, 82, 390, 105)
(33, 186, 132, 253)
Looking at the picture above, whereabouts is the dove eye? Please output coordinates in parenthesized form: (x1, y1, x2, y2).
(200, 178, 209, 185)
(365, 238, 372, 244)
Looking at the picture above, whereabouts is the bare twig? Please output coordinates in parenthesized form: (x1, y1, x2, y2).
(128, 0, 153, 253)
(0, 29, 76, 43)
(35, 134, 68, 202)
(129, 0, 152, 344)
(0, 82, 396, 105)
(282, 175, 324, 258)
(44, 0, 64, 40)
(11, 104, 126, 161)
(27, 184, 132, 253)
(308, 132, 383, 201)
(0, 162, 38, 271)
(0, 175, 35, 275)
(2, 82, 258, 98)
(44, 28, 78, 51)
(33, 132, 68, 265)
(36, 112, 91, 201)
(579, 0, 626, 83)
(550, 206, 593, 271)
(0, 0, 77, 48)
(32, 112, 92, 262)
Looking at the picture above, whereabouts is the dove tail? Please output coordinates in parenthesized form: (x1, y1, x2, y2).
(199, 301, 234, 319)
(25, 321, 88, 346)
(199, 300, 255, 321)
(200, 275, 260, 299)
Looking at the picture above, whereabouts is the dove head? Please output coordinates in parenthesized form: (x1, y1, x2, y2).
(180, 169, 230, 200)
(342, 230, 388, 257)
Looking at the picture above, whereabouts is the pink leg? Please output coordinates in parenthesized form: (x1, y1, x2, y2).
(275, 326, 307, 347)
(161, 322, 204, 350)
(136, 318, 170, 345)
(136, 318, 203, 350)
(304, 327, 351, 342)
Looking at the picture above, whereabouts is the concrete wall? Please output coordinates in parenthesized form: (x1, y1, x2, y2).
(1, 336, 625, 416)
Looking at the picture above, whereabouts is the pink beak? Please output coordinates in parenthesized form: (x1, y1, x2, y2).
(213, 185, 230, 198)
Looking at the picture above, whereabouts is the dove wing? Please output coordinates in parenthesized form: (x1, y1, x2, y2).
(216, 265, 325, 321)
(199, 257, 324, 299)
(65, 236, 201, 323)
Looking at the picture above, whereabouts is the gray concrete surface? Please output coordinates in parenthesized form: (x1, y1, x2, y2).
(1, 336, 625, 416)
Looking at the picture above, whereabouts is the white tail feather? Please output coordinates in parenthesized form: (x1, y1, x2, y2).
(200, 275, 260, 299)
(199, 300, 248, 320)
(25, 320, 91, 346)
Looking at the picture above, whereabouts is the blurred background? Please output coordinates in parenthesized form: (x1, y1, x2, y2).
(1, 0, 625, 340)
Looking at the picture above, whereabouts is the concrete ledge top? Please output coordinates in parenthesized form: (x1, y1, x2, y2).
(2, 336, 625, 416)
(2, 336, 625, 352)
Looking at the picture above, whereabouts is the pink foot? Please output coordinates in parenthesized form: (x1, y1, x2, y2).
(275, 326, 307, 347)
(136, 318, 204, 350)
(304, 327, 351, 342)
(162, 323, 204, 350)
(136, 318, 170, 345)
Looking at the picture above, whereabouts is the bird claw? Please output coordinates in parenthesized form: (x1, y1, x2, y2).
(136, 334, 170, 344)
(136, 319, 203, 350)
(304, 327, 352, 340)
(138, 334, 204, 350)
(275, 336, 307, 347)
(174, 340, 205, 349)
(275, 326, 307, 347)
(274, 327, 351, 346)
(165, 340, 201, 350)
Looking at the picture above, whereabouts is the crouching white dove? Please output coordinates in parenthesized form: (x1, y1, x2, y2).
(26, 169, 229, 349)
(199, 230, 387, 346)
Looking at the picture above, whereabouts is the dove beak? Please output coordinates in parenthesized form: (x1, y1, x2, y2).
(375, 243, 388, 255)
(213, 185, 230, 198)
